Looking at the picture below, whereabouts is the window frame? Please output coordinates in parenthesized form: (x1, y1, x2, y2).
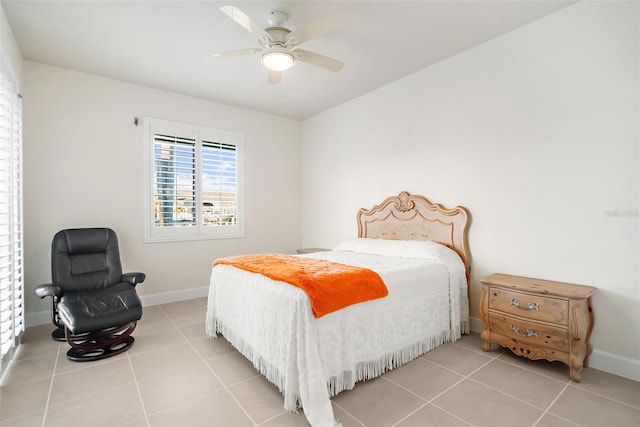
(143, 117, 244, 243)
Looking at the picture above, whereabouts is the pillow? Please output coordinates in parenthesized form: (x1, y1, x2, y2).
(334, 237, 460, 263)
(335, 238, 469, 330)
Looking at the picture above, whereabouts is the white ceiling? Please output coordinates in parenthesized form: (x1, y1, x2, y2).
(2, 1, 575, 120)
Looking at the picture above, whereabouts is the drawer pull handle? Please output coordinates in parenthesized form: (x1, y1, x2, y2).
(510, 298, 539, 311)
(509, 324, 538, 338)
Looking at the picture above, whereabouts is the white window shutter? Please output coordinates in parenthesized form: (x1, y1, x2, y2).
(144, 118, 244, 242)
(0, 53, 24, 377)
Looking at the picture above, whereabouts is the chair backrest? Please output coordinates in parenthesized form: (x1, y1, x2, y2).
(51, 228, 123, 292)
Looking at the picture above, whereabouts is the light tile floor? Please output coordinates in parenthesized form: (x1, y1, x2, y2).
(1, 298, 638, 427)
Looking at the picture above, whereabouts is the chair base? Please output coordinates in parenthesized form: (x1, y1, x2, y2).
(51, 326, 66, 342)
(64, 321, 137, 362)
(66, 336, 135, 362)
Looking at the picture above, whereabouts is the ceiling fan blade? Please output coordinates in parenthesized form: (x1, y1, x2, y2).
(220, 6, 269, 38)
(287, 14, 339, 46)
(210, 48, 262, 59)
(294, 49, 343, 72)
(267, 69, 282, 85)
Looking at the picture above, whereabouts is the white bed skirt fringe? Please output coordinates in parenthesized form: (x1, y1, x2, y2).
(209, 317, 468, 413)
(326, 328, 463, 398)
(208, 319, 302, 411)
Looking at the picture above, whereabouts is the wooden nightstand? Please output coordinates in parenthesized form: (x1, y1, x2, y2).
(296, 248, 330, 254)
(479, 273, 596, 382)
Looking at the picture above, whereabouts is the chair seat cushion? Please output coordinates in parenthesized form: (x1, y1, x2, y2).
(58, 282, 143, 334)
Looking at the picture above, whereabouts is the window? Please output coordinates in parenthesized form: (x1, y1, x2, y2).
(0, 53, 23, 377)
(144, 118, 244, 242)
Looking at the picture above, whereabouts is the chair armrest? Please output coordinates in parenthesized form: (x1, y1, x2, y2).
(122, 272, 146, 287)
(34, 284, 62, 299)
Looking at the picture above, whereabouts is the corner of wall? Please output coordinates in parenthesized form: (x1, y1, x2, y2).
(1, 3, 24, 86)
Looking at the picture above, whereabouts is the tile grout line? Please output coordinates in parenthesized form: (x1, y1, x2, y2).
(570, 382, 640, 411)
(331, 401, 367, 427)
(41, 358, 139, 409)
(485, 352, 640, 411)
(464, 375, 551, 412)
(493, 356, 575, 385)
(254, 410, 289, 426)
(388, 351, 500, 427)
(421, 352, 512, 427)
(126, 350, 151, 427)
(419, 346, 503, 378)
(157, 304, 259, 426)
(427, 403, 476, 427)
(421, 350, 592, 426)
(451, 341, 504, 356)
(390, 343, 582, 427)
(41, 341, 61, 427)
(387, 376, 471, 427)
(131, 308, 231, 420)
(531, 380, 574, 427)
(452, 350, 569, 415)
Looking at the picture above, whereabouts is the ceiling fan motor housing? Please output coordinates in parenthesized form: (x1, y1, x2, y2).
(261, 27, 292, 49)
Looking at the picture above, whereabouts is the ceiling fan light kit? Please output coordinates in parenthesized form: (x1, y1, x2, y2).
(214, 6, 343, 84)
(261, 49, 296, 71)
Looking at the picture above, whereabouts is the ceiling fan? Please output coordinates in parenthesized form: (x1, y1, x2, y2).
(212, 6, 343, 84)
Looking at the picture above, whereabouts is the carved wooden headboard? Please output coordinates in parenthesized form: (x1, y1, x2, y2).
(357, 191, 471, 278)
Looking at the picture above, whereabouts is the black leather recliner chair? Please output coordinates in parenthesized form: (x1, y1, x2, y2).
(35, 228, 145, 361)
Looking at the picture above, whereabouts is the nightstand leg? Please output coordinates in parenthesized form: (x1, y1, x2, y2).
(584, 343, 592, 368)
(569, 352, 585, 382)
(570, 366, 582, 382)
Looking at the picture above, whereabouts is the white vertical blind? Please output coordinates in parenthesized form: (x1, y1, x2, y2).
(153, 133, 196, 228)
(0, 53, 23, 377)
(201, 140, 237, 226)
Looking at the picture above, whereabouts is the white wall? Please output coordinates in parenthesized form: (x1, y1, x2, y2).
(301, 1, 639, 379)
(1, 3, 22, 86)
(23, 62, 302, 323)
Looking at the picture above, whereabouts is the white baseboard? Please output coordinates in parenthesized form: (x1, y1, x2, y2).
(26, 310, 52, 328)
(469, 315, 484, 334)
(138, 286, 209, 307)
(25, 287, 210, 328)
(588, 349, 640, 382)
(467, 316, 639, 382)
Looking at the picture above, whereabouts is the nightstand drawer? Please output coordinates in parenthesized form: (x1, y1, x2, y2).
(489, 287, 568, 325)
(489, 313, 569, 352)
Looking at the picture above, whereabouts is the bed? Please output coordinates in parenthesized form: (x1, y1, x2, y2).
(206, 191, 471, 427)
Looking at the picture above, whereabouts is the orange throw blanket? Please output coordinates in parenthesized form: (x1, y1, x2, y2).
(213, 254, 388, 318)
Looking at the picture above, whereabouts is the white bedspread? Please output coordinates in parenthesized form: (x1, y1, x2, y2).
(206, 241, 468, 427)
